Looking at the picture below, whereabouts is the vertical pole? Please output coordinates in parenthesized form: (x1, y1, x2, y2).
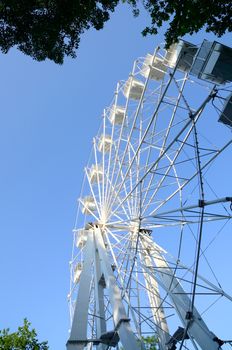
(94, 226, 144, 350)
(140, 248, 170, 350)
(67, 230, 94, 350)
(141, 235, 220, 350)
(94, 241, 107, 350)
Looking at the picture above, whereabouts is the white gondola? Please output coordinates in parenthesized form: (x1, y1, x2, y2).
(75, 229, 88, 248)
(123, 77, 144, 100)
(141, 54, 167, 81)
(89, 164, 103, 184)
(81, 196, 96, 214)
(109, 106, 125, 125)
(74, 263, 82, 284)
(98, 134, 113, 153)
(165, 40, 198, 72)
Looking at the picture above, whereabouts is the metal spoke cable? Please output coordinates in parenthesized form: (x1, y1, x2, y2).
(179, 115, 206, 350)
(124, 182, 142, 293)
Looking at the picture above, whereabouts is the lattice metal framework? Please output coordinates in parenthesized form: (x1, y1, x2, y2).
(67, 40, 232, 350)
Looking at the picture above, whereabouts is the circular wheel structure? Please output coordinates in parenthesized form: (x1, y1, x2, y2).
(67, 40, 232, 350)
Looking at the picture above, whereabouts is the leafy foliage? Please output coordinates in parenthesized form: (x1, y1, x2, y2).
(125, 0, 232, 46)
(0, 1, 231, 63)
(142, 335, 158, 350)
(0, 0, 119, 64)
(0, 319, 49, 350)
(120, 335, 158, 349)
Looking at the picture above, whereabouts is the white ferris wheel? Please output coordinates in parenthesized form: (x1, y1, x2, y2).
(67, 40, 232, 350)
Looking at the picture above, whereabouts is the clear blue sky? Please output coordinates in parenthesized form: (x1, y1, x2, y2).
(0, 4, 231, 349)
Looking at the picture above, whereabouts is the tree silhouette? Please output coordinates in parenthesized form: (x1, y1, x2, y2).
(0, 1, 231, 63)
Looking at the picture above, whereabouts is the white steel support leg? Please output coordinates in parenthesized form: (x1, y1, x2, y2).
(94, 242, 106, 350)
(67, 230, 94, 350)
(141, 251, 170, 350)
(141, 235, 220, 350)
(94, 226, 144, 350)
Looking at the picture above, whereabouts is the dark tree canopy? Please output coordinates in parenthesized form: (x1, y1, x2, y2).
(0, 0, 119, 63)
(0, 0, 231, 64)
(133, 0, 232, 45)
(0, 319, 49, 349)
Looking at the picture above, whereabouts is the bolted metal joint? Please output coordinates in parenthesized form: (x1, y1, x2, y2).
(185, 311, 193, 320)
(198, 199, 205, 208)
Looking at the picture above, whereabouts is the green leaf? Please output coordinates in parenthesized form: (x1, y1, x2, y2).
(0, 319, 49, 350)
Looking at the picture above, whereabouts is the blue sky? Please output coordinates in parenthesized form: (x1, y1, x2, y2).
(0, 3, 232, 349)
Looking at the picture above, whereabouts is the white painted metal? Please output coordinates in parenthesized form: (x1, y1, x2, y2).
(69, 41, 232, 350)
(165, 40, 197, 72)
(75, 229, 88, 248)
(94, 226, 144, 350)
(141, 54, 167, 81)
(93, 240, 106, 350)
(67, 230, 94, 350)
(89, 164, 103, 184)
(80, 196, 96, 215)
(123, 77, 144, 100)
(141, 249, 170, 350)
(73, 263, 82, 284)
(98, 134, 113, 153)
(109, 105, 126, 125)
(140, 235, 220, 350)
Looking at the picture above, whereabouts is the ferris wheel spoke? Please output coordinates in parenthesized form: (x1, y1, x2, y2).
(106, 61, 139, 206)
(162, 250, 232, 303)
(104, 173, 131, 220)
(110, 144, 133, 216)
(92, 138, 103, 210)
(143, 227, 229, 303)
(108, 156, 140, 214)
(108, 60, 171, 209)
(105, 229, 131, 250)
(120, 261, 175, 311)
(103, 229, 143, 337)
(104, 84, 121, 204)
(108, 89, 216, 221)
(111, 211, 128, 223)
(148, 139, 232, 216)
(172, 76, 192, 113)
(139, 245, 170, 350)
(141, 75, 188, 210)
(142, 151, 183, 217)
(113, 57, 192, 211)
(111, 71, 178, 207)
(106, 138, 132, 213)
(101, 110, 107, 209)
(127, 136, 136, 217)
(85, 168, 102, 217)
(133, 118, 143, 217)
(139, 236, 221, 350)
(78, 198, 99, 221)
(142, 110, 210, 216)
(141, 149, 217, 204)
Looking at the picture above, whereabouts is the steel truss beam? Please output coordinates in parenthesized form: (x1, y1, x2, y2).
(67, 230, 94, 350)
(94, 226, 145, 350)
(67, 227, 145, 350)
(140, 234, 222, 350)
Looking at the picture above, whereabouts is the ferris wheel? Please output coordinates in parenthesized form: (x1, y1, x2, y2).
(67, 40, 232, 350)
